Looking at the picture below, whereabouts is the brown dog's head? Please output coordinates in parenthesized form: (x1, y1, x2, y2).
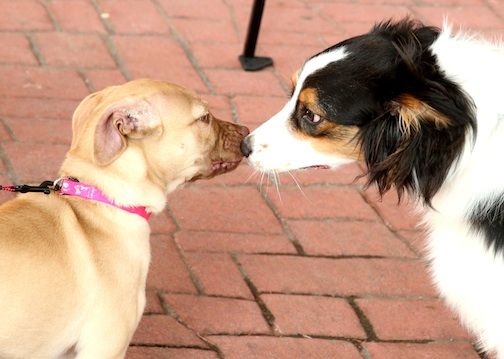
(60, 79, 248, 211)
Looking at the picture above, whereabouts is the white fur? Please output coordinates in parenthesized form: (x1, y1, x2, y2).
(248, 27, 504, 357)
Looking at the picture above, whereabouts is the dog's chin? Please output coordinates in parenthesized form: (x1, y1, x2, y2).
(189, 158, 242, 181)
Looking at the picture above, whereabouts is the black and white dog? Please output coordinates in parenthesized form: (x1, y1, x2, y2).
(241, 19, 504, 357)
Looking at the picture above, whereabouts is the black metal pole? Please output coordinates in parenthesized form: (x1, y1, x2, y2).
(239, 0, 273, 71)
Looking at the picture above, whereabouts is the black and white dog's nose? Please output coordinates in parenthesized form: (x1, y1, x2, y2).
(240, 135, 254, 157)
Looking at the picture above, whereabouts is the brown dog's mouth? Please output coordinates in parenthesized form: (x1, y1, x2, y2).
(210, 159, 242, 175)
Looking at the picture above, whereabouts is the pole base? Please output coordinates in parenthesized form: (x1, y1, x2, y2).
(239, 55, 273, 71)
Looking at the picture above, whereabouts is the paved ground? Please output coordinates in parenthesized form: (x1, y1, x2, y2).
(0, 0, 503, 358)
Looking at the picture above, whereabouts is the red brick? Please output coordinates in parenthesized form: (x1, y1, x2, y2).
(261, 44, 327, 85)
(113, 35, 209, 93)
(288, 219, 415, 258)
(262, 294, 366, 338)
(0, 97, 78, 120)
(144, 289, 163, 314)
(126, 347, 218, 359)
(233, 95, 287, 128)
(190, 42, 242, 69)
(261, 7, 336, 35)
(186, 252, 253, 299)
(114, 35, 190, 69)
(205, 69, 285, 97)
(35, 33, 115, 68)
(4, 118, 72, 144)
(414, 5, 503, 29)
(364, 188, 422, 231)
(147, 235, 197, 293)
(164, 294, 270, 334)
(357, 298, 472, 340)
(0, 67, 88, 100)
(261, 29, 329, 46)
(84, 69, 126, 91)
(168, 186, 283, 233)
(149, 210, 177, 234)
(171, 19, 240, 44)
(175, 230, 296, 254)
(318, 3, 411, 24)
(365, 342, 480, 359)
(97, 0, 167, 34)
(0, 0, 53, 31)
(3, 142, 68, 182)
(49, 0, 105, 33)
(131, 314, 207, 347)
(158, 0, 231, 20)
(268, 186, 379, 221)
(210, 336, 362, 359)
(0, 34, 37, 65)
(239, 255, 436, 297)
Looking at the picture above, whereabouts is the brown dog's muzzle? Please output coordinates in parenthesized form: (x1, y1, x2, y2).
(192, 119, 249, 181)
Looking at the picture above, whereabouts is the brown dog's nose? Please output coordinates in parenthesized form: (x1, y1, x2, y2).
(240, 135, 253, 158)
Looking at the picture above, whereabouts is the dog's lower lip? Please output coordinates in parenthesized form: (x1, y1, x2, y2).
(301, 165, 330, 170)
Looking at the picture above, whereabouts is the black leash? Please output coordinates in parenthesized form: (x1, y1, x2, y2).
(0, 181, 54, 195)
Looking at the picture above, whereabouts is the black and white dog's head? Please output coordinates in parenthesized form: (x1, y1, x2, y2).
(242, 19, 475, 203)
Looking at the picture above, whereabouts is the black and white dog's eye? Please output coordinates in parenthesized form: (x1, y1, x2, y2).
(302, 108, 322, 125)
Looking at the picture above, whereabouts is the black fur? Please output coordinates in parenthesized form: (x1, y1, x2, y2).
(302, 19, 476, 204)
(470, 198, 504, 255)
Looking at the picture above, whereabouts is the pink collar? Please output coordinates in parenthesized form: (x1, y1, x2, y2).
(57, 178, 151, 221)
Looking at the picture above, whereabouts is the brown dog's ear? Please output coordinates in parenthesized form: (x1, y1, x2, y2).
(94, 100, 161, 166)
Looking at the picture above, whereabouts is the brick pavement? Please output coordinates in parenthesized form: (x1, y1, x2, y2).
(0, 0, 502, 358)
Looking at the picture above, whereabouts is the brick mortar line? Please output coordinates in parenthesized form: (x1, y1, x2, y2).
(258, 188, 306, 255)
(348, 296, 378, 341)
(0, 118, 17, 142)
(231, 254, 279, 335)
(89, 0, 115, 34)
(100, 34, 132, 81)
(204, 331, 468, 345)
(39, 0, 61, 32)
(157, 292, 226, 359)
(76, 68, 95, 93)
(358, 189, 424, 258)
(151, 0, 215, 95)
(130, 343, 213, 350)
(0, 142, 19, 184)
(257, 291, 441, 301)
(172, 239, 205, 295)
(239, 251, 418, 261)
(25, 33, 46, 66)
(221, 0, 242, 40)
(150, 290, 442, 303)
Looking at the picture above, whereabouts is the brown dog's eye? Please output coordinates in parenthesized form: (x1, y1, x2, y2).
(198, 113, 211, 124)
(302, 108, 322, 125)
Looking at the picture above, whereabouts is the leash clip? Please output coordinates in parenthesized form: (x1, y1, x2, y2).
(13, 181, 54, 195)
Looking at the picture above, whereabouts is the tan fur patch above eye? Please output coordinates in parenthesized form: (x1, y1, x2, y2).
(299, 88, 323, 114)
(393, 94, 451, 135)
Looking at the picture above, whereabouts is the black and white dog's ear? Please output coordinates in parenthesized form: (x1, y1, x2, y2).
(359, 93, 464, 205)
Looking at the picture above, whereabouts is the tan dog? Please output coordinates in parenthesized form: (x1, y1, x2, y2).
(0, 79, 248, 359)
